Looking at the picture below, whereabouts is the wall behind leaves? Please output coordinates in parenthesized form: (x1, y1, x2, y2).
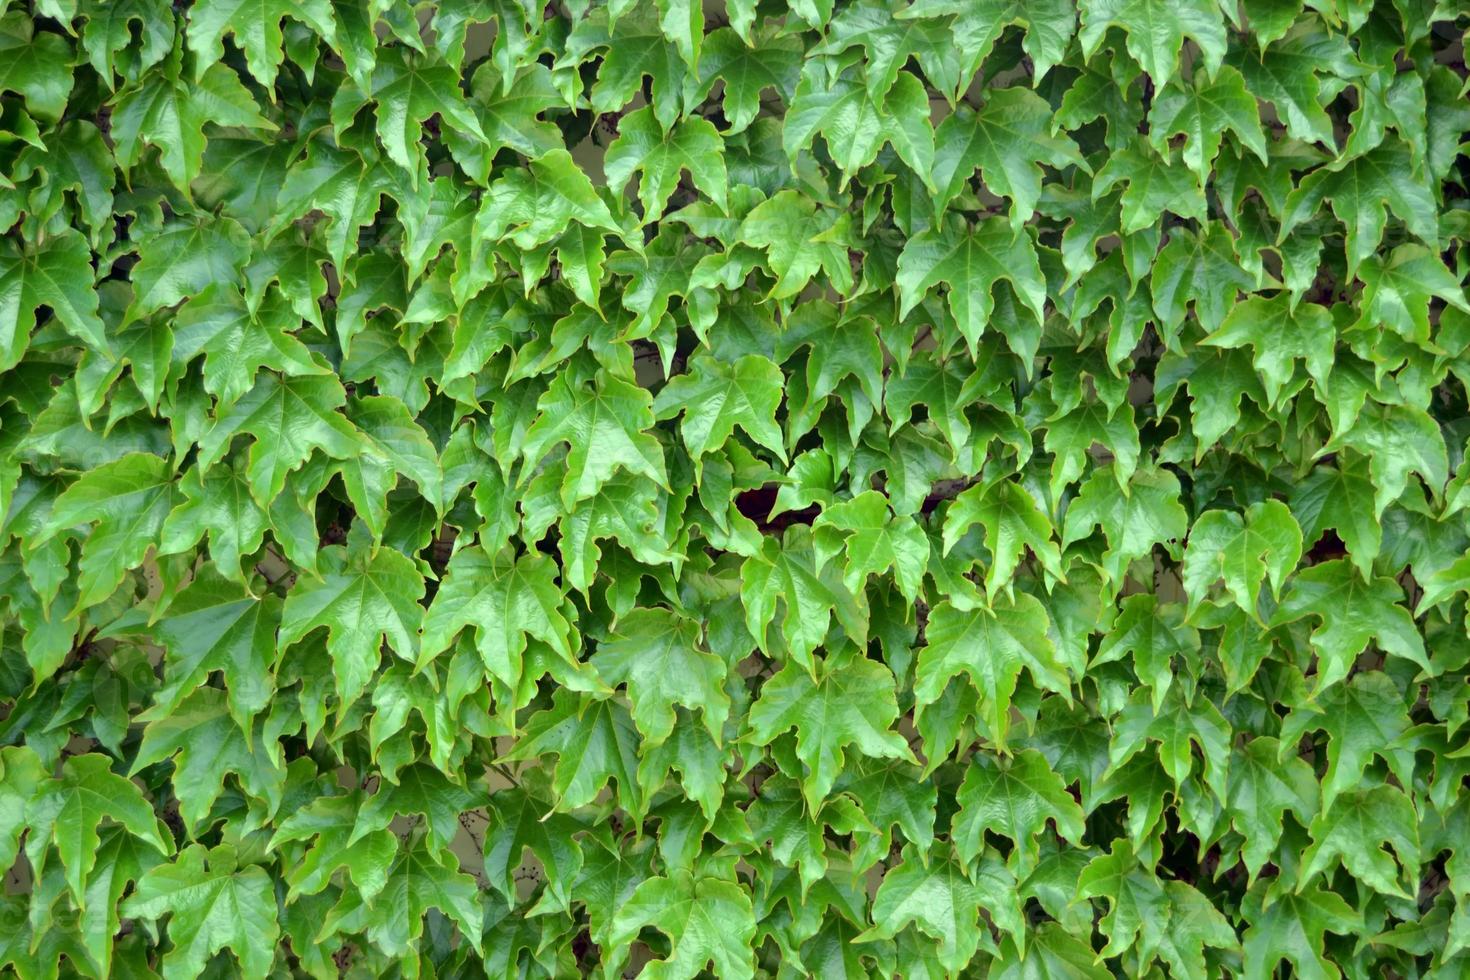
(1, 0, 1469, 976)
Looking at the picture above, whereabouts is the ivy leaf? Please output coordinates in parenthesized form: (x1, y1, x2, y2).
(897, 0, 1075, 85)
(858, 844, 1022, 972)
(737, 190, 855, 300)
(1078, 0, 1226, 88)
(1181, 500, 1302, 621)
(1240, 879, 1363, 980)
(25, 754, 173, 908)
(475, 148, 623, 251)
(1270, 559, 1430, 693)
(943, 478, 1063, 599)
(1320, 400, 1447, 517)
(482, 788, 586, 913)
(268, 792, 397, 903)
(0, 230, 106, 370)
(745, 648, 914, 809)
(932, 89, 1087, 228)
(784, 69, 935, 189)
(503, 690, 644, 815)
(895, 215, 1048, 354)
(591, 607, 731, 745)
(813, 490, 929, 601)
(195, 374, 371, 505)
(186, 0, 337, 89)
(953, 749, 1086, 875)
(1093, 142, 1207, 235)
(519, 368, 668, 509)
(696, 28, 803, 134)
(330, 47, 486, 172)
(1226, 736, 1319, 882)
(654, 353, 786, 466)
(1203, 293, 1335, 408)
(1300, 784, 1420, 898)
(1280, 671, 1414, 812)
(1148, 65, 1267, 180)
(420, 546, 577, 689)
(120, 844, 280, 980)
(607, 857, 757, 980)
(279, 528, 425, 707)
(111, 51, 276, 192)
(604, 106, 728, 221)
(740, 529, 861, 673)
(1062, 466, 1189, 587)
(1280, 142, 1437, 275)
(915, 595, 1072, 749)
(37, 452, 177, 609)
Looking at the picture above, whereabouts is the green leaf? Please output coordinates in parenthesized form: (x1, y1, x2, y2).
(604, 105, 728, 221)
(279, 529, 425, 707)
(592, 607, 731, 745)
(895, 215, 1048, 354)
(745, 647, 913, 809)
(0, 230, 106, 370)
(1271, 559, 1430, 693)
(1078, 0, 1226, 87)
(915, 594, 1072, 748)
(654, 353, 786, 465)
(784, 69, 935, 189)
(1181, 500, 1302, 621)
(1300, 784, 1420, 898)
(607, 857, 757, 980)
(953, 749, 1086, 875)
(121, 844, 280, 980)
(186, 0, 337, 89)
(943, 478, 1062, 599)
(814, 490, 929, 601)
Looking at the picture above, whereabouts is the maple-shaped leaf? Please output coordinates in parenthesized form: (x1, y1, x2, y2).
(475, 148, 623, 251)
(737, 190, 855, 299)
(931, 88, 1087, 228)
(695, 28, 803, 134)
(1075, 837, 1170, 963)
(1291, 456, 1380, 582)
(588, 6, 691, 130)
(1226, 736, 1319, 882)
(810, 0, 963, 104)
(902, 0, 1074, 85)
(895, 215, 1048, 354)
(1354, 243, 1470, 348)
(503, 690, 644, 815)
(783, 69, 935, 189)
(278, 526, 425, 707)
(654, 352, 786, 466)
(857, 843, 1022, 972)
(171, 285, 327, 412)
(813, 490, 929, 601)
(1181, 499, 1302, 621)
(157, 462, 269, 580)
(1149, 224, 1257, 340)
(329, 47, 486, 172)
(1148, 65, 1268, 181)
(131, 687, 285, 829)
(1092, 594, 1199, 709)
(521, 470, 677, 593)
(24, 754, 173, 909)
(126, 215, 253, 320)
(1320, 400, 1447, 517)
(604, 106, 728, 221)
(1240, 878, 1362, 980)
(268, 791, 397, 903)
(337, 394, 443, 535)
(421, 546, 576, 688)
(1226, 27, 1349, 145)
(1043, 398, 1141, 502)
(319, 832, 483, 961)
(1108, 685, 1231, 802)
(1271, 559, 1430, 693)
(592, 607, 731, 746)
(36, 452, 177, 609)
(0, 11, 74, 120)
(1300, 783, 1421, 898)
(1279, 671, 1414, 812)
(1280, 141, 1438, 275)
(953, 749, 1086, 876)
(740, 528, 866, 673)
(351, 762, 486, 856)
(1063, 465, 1189, 587)
(915, 594, 1072, 749)
(745, 647, 914, 809)
(121, 844, 280, 980)
(607, 855, 757, 980)
(1093, 141, 1207, 236)
(1203, 293, 1334, 408)
(113, 564, 279, 729)
(270, 139, 407, 271)
(518, 368, 668, 508)
(195, 373, 370, 505)
(110, 48, 276, 191)
(942, 478, 1063, 599)
(482, 787, 586, 913)
(1078, 0, 1225, 87)
(0, 229, 106, 370)
(186, 0, 337, 89)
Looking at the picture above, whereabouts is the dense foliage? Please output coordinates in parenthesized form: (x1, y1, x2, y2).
(1, 0, 1469, 975)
